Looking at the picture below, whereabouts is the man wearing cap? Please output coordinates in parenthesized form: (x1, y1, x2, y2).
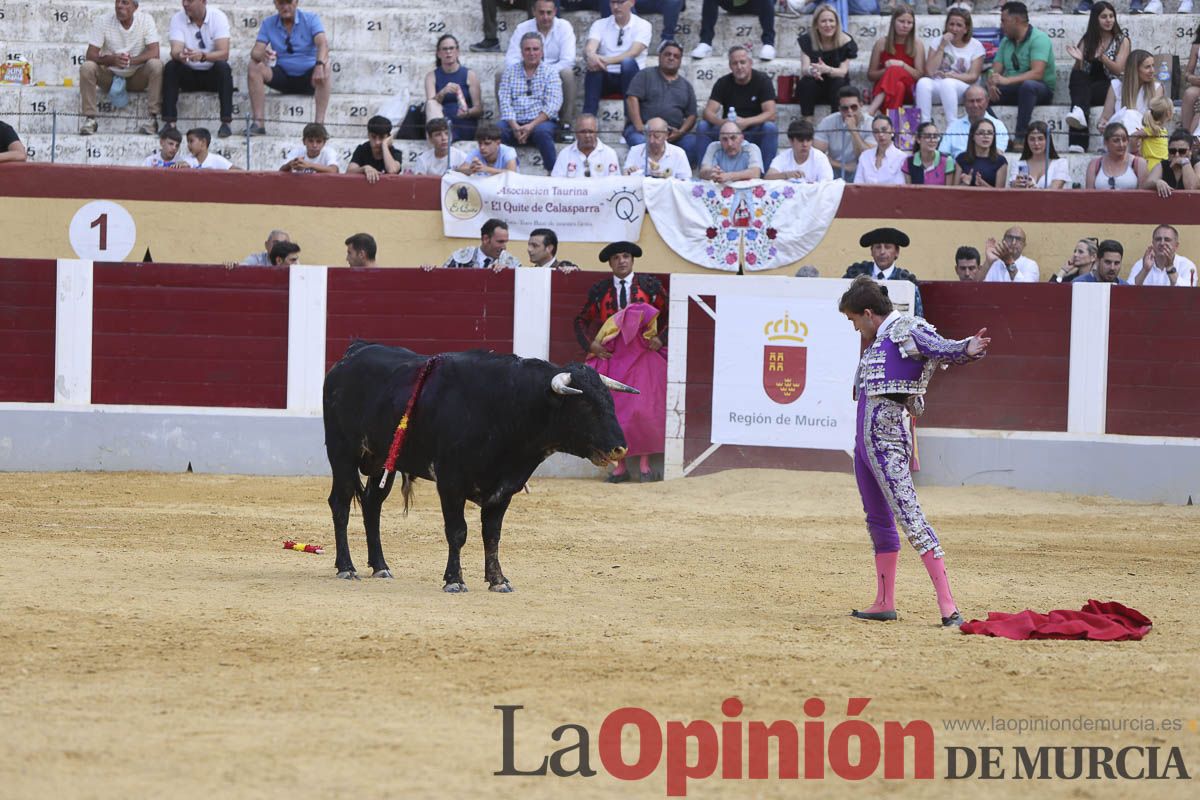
(843, 227, 924, 318)
(574, 241, 669, 483)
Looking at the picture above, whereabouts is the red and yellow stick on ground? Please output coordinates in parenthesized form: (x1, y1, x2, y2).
(283, 540, 324, 555)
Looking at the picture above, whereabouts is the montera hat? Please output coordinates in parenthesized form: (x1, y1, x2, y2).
(859, 227, 910, 248)
(598, 241, 643, 263)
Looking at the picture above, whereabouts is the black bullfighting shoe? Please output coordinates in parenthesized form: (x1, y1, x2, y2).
(851, 609, 898, 621)
(942, 611, 965, 628)
(605, 471, 631, 484)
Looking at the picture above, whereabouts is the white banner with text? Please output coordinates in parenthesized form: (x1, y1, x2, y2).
(441, 172, 646, 242)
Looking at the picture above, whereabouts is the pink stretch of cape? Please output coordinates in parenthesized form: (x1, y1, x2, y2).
(586, 302, 667, 456)
(960, 600, 1152, 641)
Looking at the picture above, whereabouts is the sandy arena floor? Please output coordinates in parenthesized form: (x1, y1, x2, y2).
(1, 469, 1197, 798)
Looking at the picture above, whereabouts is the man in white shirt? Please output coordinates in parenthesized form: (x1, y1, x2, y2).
(939, 85, 1010, 159)
(80, 0, 162, 136)
(500, 0, 576, 128)
(162, 0, 234, 139)
(1128, 224, 1197, 287)
(983, 226, 1040, 282)
(184, 126, 235, 170)
(411, 118, 467, 176)
(624, 117, 692, 179)
(551, 114, 621, 178)
(765, 119, 834, 183)
(527, 228, 580, 273)
(582, 0, 652, 115)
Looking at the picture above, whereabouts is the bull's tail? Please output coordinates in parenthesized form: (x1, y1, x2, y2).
(400, 473, 415, 516)
(350, 471, 367, 509)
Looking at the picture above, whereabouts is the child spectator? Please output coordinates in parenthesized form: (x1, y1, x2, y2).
(456, 122, 519, 175)
(1133, 97, 1171, 174)
(411, 118, 468, 176)
(143, 127, 188, 169)
(348, 115, 403, 184)
(185, 127, 235, 170)
(280, 122, 340, 174)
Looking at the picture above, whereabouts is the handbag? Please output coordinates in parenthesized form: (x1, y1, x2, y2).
(887, 106, 920, 152)
(396, 103, 427, 140)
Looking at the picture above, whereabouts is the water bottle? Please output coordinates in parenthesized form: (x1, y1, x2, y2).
(1157, 58, 1170, 85)
(727, 108, 738, 122)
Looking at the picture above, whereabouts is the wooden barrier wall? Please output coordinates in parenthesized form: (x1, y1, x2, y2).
(0, 259, 56, 404)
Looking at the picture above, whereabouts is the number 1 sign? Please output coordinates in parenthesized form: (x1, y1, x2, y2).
(69, 200, 137, 261)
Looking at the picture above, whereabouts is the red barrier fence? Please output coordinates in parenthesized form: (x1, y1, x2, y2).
(0, 259, 56, 403)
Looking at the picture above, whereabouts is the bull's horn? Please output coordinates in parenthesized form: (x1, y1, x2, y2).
(600, 375, 640, 395)
(551, 372, 583, 396)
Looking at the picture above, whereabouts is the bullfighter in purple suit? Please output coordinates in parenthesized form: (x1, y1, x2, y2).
(838, 264, 991, 627)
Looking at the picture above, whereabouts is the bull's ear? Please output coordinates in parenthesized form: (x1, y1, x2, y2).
(551, 372, 583, 396)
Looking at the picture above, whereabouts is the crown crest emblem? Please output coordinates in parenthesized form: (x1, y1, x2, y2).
(764, 313, 808, 344)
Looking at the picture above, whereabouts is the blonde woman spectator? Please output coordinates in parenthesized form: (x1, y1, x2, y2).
(1097, 49, 1163, 135)
(425, 34, 484, 143)
(853, 115, 907, 185)
(916, 8, 984, 125)
(1085, 122, 1146, 190)
(1141, 130, 1200, 198)
(1011, 121, 1069, 189)
(1049, 238, 1097, 283)
(954, 117, 1008, 188)
(865, 5, 924, 116)
(795, 5, 857, 120)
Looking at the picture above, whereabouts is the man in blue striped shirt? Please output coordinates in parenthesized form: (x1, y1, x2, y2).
(499, 33, 562, 173)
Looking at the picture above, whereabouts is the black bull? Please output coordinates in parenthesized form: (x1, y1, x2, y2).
(322, 342, 635, 591)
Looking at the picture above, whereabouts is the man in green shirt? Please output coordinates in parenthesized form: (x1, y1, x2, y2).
(986, 1, 1055, 153)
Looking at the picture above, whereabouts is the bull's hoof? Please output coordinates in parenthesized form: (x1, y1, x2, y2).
(336, 570, 361, 581)
(372, 569, 394, 579)
(443, 582, 469, 593)
(488, 580, 514, 593)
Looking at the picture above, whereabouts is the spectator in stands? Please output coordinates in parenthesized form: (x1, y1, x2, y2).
(79, 0, 162, 137)
(1085, 122, 1147, 190)
(593, 1, 683, 53)
(624, 117, 693, 178)
(954, 245, 983, 282)
(426, 34, 484, 144)
(916, 8, 984, 125)
(940, 85, 1009, 158)
(864, 5, 924, 116)
(444, 218, 523, 270)
(794, 265, 820, 277)
(699, 46, 779, 168)
(553, 114, 622, 177)
(345, 233, 377, 268)
(0, 120, 28, 164)
(987, 2, 1056, 152)
(692, 1, 776, 62)
(623, 41, 698, 159)
(902, 121, 955, 185)
(815, 86, 869, 180)
(411, 118, 468, 176)
(247, 0, 330, 135)
(699, 120, 764, 182)
(854, 115, 906, 185)
(500, 33, 562, 173)
(1182, 29, 1200, 138)
(1075, 240, 1128, 285)
(1128, 224, 1197, 287)
(458, 122, 520, 175)
(1065, 2, 1128, 156)
(185, 127, 236, 169)
(244, 229, 290, 265)
(503, 0, 577, 136)
(1049, 237, 1098, 283)
(527, 228, 581, 272)
(269, 240, 301, 266)
(583, 0, 652, 116)
(471, 0, 532, 54)
(1134, 98, 1172, 175)
(280, 122, 339, 173)
(983, 226, 1039, 282)
(1142, 130, 1200, 197)
(348, 115, 403, 184)
(1097, 50, 1164, 136)
(843, 227, 924, 318)
(1011, 121, 1069, 189)
(766, 119, 835, 182)
(144, 127, 189, 168)
(954, 118, 1008, 187)
(795, 5, 857, 122)
(162, 0, 233, 139)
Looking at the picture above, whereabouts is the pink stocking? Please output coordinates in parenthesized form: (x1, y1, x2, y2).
(921, 550, 958, 619)
(862, 551, 898, 614)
